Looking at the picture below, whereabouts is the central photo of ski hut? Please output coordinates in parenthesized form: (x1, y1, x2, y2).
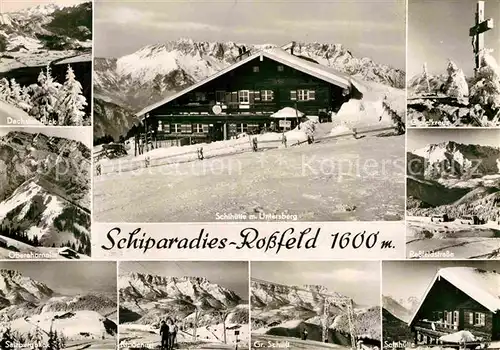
(118, 261, 250, 350)
(0, 261, 117, 350)
(93, 0, 406, 222)
(251, 261, 381, 350)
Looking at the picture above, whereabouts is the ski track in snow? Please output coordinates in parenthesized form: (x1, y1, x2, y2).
(94, 136, 405, 222)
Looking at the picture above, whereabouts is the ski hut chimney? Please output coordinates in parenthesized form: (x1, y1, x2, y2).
(291, 41, 296, 55)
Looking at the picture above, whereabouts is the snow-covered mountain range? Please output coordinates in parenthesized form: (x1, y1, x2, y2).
(406, 141, 500, 220)
(0, 131, 91, 255)
(94, 39, 405, 140)
(119, 273, 248, 327)
(251, 280, 381, 342)
(381, 295, 416, 323)
(0, 269, 117, 344)
(0, 2, 92, 72)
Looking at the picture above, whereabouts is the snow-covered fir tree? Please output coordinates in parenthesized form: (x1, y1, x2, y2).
(29, 65, 61, 125)
(32, 325, 45, 350)
(9, 79, 24, 107)
(55, 65, 87, 125)
(0, 78, 10, 102)
(20, 86, 32, 112)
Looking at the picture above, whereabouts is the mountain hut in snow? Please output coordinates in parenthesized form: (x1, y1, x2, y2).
(132, 45, 363, 151)
(408, 267, 500, 346)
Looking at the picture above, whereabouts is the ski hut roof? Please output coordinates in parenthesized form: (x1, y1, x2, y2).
(135, 47, 352, 118)
(408, 267, 500, 326)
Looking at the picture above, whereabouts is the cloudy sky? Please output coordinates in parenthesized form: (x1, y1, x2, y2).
(408, 0, 500, 78)
(383, 261, 500, 302)
(0, 261, 117, 296)
(0, 127, 92, 148)
(1, 0, 87, 12)
(252, 261, 380, 306)
(120, 261, 249, 298)
(407, 129, 500, 151)
(95, 0, 406, 70)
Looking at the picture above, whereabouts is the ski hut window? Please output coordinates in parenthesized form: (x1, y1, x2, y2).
(277, 65, 284, 72)
(181, 124, 192, 134)
(474, 313, 485, 326)
(238, 124, 248, 133)
(297, 89, 315, 101)
(453, 311, 459, 325)
(194, 124, 208, 133)
(445, 311, 452, 324)
(172, 124, 182, 133)
(261, 90, 274, 101)
(468, 312, 474, 325)
(238, 90, 250, 104)
(253, 66, 259, 73)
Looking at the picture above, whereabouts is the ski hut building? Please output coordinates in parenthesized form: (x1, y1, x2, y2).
(408, 267, 500, 345)
(133, 46, 360, 147)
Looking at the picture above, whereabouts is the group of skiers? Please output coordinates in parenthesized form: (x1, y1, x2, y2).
(160, 318, 179, 350)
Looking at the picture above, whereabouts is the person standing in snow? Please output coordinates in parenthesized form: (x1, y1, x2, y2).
(165, 317, 175, 350)
(171, 319, 179, 349)
(160, 320, 170, 350)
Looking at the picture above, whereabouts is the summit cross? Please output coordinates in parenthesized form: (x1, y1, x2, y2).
(469, 0, 494, 73)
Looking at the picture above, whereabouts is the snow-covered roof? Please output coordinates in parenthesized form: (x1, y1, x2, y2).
(135, 47, 352, 117)
(408, 267, 500, 326)
(270, 107, 304, 119)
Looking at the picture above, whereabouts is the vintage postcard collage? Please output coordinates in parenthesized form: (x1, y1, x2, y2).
(0, 0, 498, 349)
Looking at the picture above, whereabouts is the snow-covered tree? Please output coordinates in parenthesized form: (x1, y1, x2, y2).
(29, 65, 61, 125)
(0, 78, 11, 102)
(20, 86, 33, 112)
(47, 324, 60, 350)
(32, 325, 44, 350)
(9, 79, 23, 105)
(55, 65, 87, 126)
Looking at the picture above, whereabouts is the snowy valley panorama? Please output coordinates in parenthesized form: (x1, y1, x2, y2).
(0, 1, 92, 126)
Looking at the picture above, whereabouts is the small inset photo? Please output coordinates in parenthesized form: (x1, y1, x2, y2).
(407, 0, 500, 127)
(0, 261, 117, 349)
(118, 261, 249, 350)
(406, 128, 500, 259)
(383, 260, 500, 349)
(251, 261, 381, 349)
(0, 127, 91, 259)
(0, 0, 92, 126)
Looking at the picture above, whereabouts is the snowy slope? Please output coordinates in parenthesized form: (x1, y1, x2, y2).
(10, 310, 116, 340)
(0, 2, 92, 71)
(0, 131, 91, 255)
(0, 101, 42, 125)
